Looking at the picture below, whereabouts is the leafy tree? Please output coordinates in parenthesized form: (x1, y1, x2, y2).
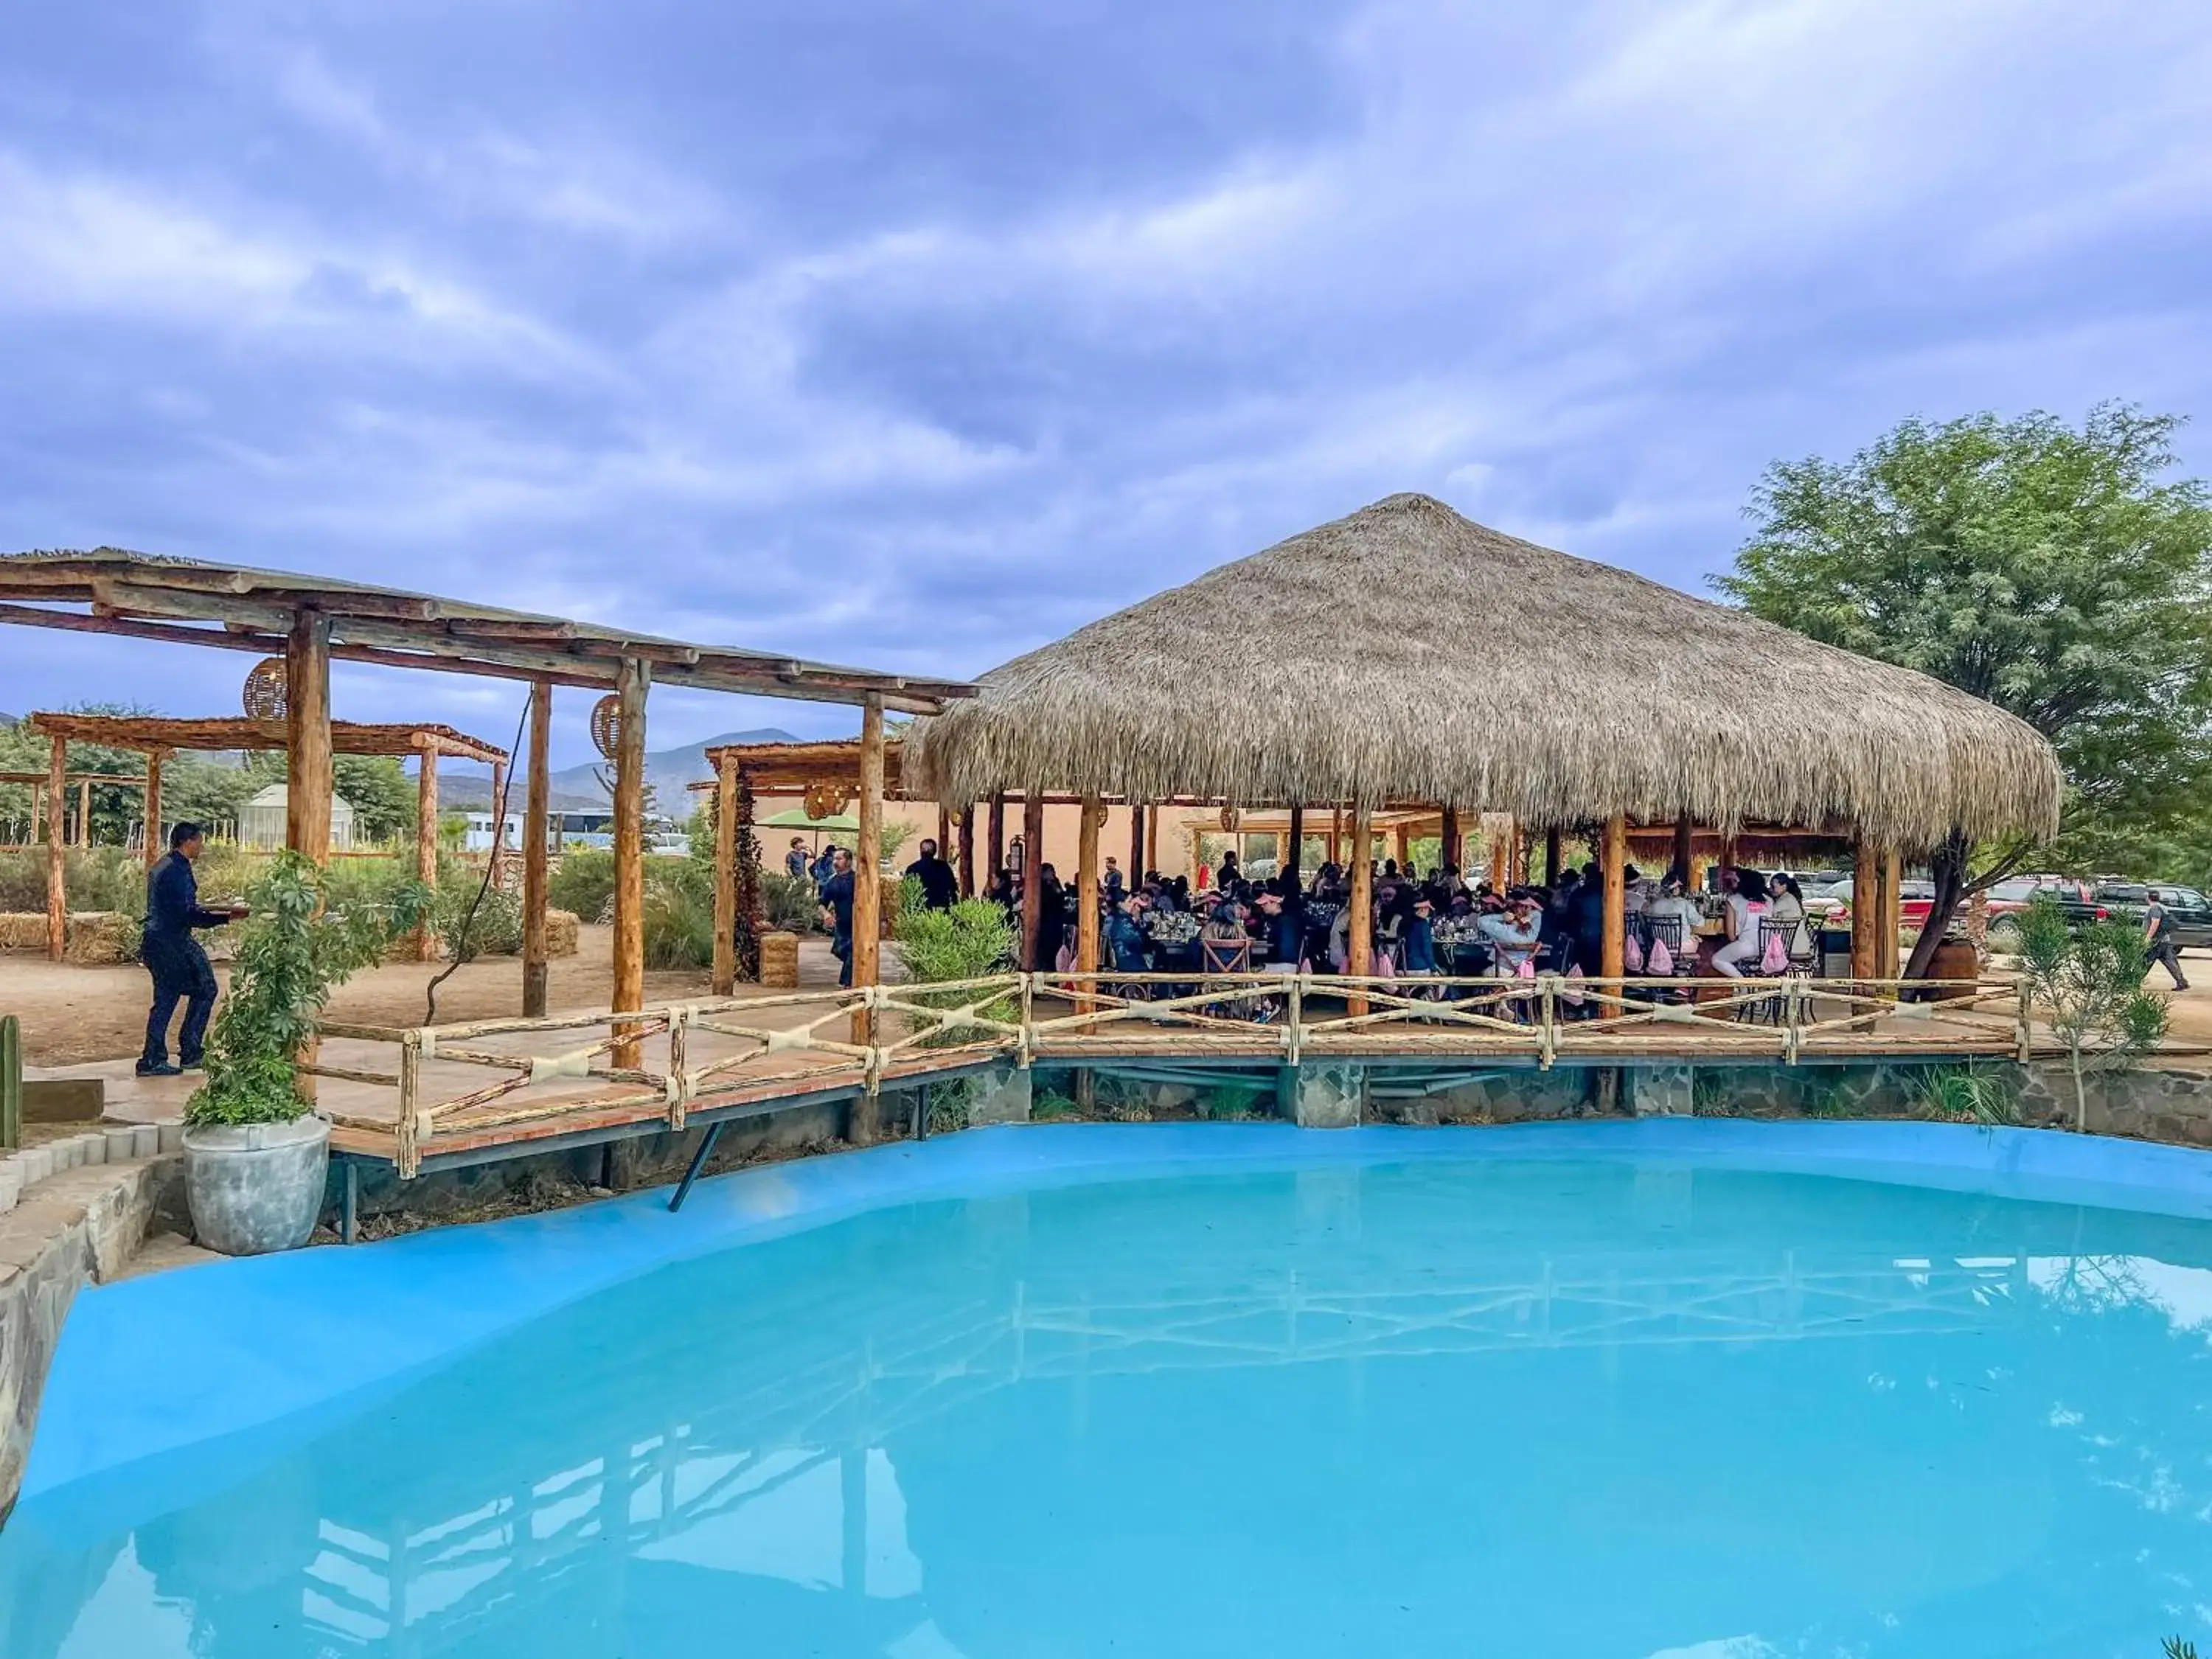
(1718, 405, 2212, 973)
(2016, 896, 2168, 1133)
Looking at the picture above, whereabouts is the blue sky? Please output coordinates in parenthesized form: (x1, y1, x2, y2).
(4, 1, 2209, 765)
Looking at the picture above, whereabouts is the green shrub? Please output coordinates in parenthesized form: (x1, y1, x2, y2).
(187, 853, 429, 1127)
(762, 870, 819, 933)
(0, 846, 150, 916)
(436, 876, 524, 961)
(548, 849, 616, 920)
(644, 860, 715, 970)
(1908, 1062, 2020, 1124)
(2019, 895, 2169, 1130)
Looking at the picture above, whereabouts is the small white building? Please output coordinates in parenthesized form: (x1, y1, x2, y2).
(465, 810, 523, 855)
(238, 784, 356, 851)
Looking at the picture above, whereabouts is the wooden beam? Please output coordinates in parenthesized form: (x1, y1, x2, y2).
(411, 744, 443, 956)
(1439, 807, 1459, 874)
(1672, 811, 1695, 883)
(1021, 793, 1046, 970)
(1850, 837, 1878, 987)
(712, 749, 738, 996)
(1077, 796, 1104, 976)
(486, 759, 508, 888)
(958, 805, 976, 898)
(142, 750, 163, 869)
(1545, 827, 1562, 888)
(1348, 804, 1374, 1015)
(285, 611, 333, 863)
(1488, 823, 1509, 891)
(987, 794, 1005, 878)
(1392, 822, 1411, 871)
(1145, 802, 1159, 876)
(611, 657, 649, 1070)
(45, 734, 65, 961)
(1285, 805, 1304, 888)
(74, 779, 90, 848)
(1601, 813, 1627, 985)
(521, 681, 552, 1018)
(849, 694, 886, 1107)
(414, 744, 439, 961)
(1877, 848, 1904, 982)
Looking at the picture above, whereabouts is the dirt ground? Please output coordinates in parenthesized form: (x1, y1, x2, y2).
(0, 925, 850, 1065)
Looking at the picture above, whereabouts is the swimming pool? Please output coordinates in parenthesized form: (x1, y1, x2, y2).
(5, 1121, 2212, 1657)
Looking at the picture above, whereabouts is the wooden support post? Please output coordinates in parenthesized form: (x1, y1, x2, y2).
(1544, 827, 1562, 888)
(1130, 801, 1147, 883)
(1877, 848, 1904, 983)
(988, 793, 1006, 876)
(1021, 792, 1046, 969)
(959, 805, 977, 897)
(44, 734, 65, 961)
(611, 656, 649, 1070)
(142, 750, 164, 869)
(414, 742, 439, 961)
(849, 694, 886, 1051)
(487, 759, 508, 888)
(1392, 822, 1411, 871)
(285, 611, 333, 862)
(1850, 837, 1878, 987)
(1144, 802, 1159, 875)
(1329, 804, 1344, 867)
(712, 749, 738, 996)
(521, 681, 552, 1017)
(1286, 805, 1304, 888)
(1672, 811, 1694, 883)
(1439, 807, 1460, 873)
(74, 779, 90, 847)
(1076, 796, 1104, 977)
(1601, 813, 1627, 996)
(1488, 823, 1509, 892)
(1348, 804, 1374, 1016)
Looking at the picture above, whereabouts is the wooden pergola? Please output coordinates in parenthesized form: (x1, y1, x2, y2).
(24, 713, 508, 963)
(0, 771, 147, 852)
(1, 550, 971, 1088)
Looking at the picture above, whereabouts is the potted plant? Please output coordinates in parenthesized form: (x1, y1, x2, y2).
(184, 853, 425, 1255)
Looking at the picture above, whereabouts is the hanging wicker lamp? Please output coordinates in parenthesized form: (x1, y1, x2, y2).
(803, 779, 852, 821)
(242, 657, 288, 720)
(590, 695, 623, 760)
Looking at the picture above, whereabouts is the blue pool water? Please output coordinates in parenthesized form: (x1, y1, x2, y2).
(5, 1124, 2212, 1657)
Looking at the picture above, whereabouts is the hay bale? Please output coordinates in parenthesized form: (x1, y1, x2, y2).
(759, 931, 800, 989)
(66, 911, 144, 966)
(0, 914, 46, 952)
(546, 909, 580, 958)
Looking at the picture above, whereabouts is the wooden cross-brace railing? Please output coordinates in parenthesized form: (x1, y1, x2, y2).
(304, 967, 2177, 1178)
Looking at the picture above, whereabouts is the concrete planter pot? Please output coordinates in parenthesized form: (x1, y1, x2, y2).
(184, 1116, 330, 1256)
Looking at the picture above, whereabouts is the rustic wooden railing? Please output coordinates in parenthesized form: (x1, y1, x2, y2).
(311, 970, 2064, 1175)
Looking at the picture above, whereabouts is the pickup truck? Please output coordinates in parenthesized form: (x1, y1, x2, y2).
(2093, 882, 2212, 950)
(1984, 877, 2212, 950)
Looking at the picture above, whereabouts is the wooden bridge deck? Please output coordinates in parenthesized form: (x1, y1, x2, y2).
(296, 970, 2168, 1179)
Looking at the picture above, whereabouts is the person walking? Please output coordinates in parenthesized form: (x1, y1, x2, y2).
(2145, 889, 2191, 991)
(818, 848, 857, 987)
(138, 821, 246, 1077)
(904, 837, 959, 911)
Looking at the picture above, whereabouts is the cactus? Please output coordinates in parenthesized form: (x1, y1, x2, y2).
(1, 1014, 21, 1151)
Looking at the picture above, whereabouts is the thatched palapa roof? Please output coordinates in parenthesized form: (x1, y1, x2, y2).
(908, 494, 2062, 852)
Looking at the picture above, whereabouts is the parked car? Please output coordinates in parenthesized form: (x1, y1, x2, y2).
(1823, 877, 1936, 931)
(1983, 875, 2098, 941)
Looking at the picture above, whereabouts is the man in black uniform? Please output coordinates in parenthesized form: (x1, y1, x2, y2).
(139, 821, 246, 1077)
(904, 837, 959, 911)
(818, 847, 857, 987)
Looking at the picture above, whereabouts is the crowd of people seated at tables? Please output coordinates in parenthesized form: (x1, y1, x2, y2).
(983, 849, 1820, 1001)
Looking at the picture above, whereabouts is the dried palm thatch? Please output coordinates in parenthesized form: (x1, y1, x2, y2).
(908, 493, 2062, 852)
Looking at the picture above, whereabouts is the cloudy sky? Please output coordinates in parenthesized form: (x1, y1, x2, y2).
(4, 1, 2209, 763)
